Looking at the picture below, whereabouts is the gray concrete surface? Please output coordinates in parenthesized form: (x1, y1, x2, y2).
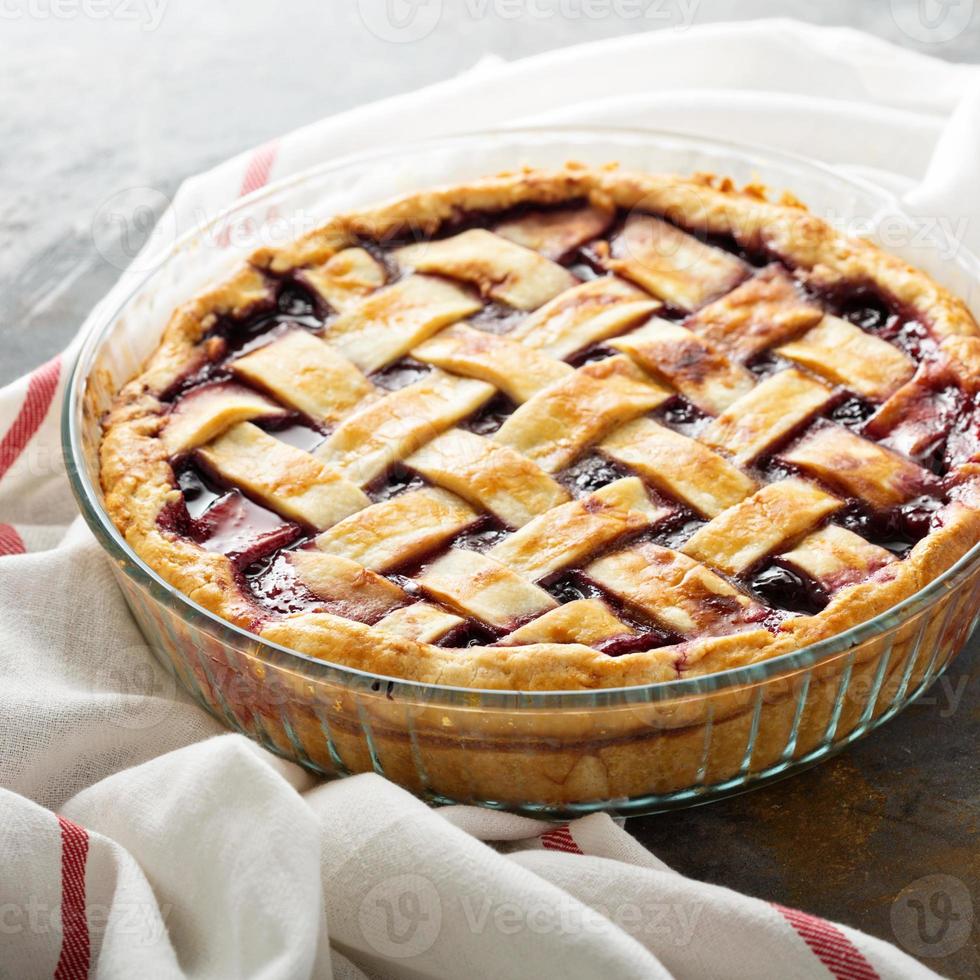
(2, 1, 978, 974)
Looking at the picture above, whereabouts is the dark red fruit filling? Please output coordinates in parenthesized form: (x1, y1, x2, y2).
(161, 281, 326, 402)
(570, 242, 610, 278)
(449, 516, 511, 553)
(829, 285, 935, 360)
(466, 302, 527, 335)
(594, 632, 677, 656)
(829, 396, 876, 432)
(364, 464, 425, 503)
(655, 396, 709, 437)
(540, 569, 605, 605)
(261, 421, 327, 454)
(700, 230, 773, 268)
(835, 288, 892, 331)
(245, 546, 409, 624)
(370, 358, 432, 391)
(558, 454, 633, 496)
(870, 383, 968, 475)
(214, 280, 324, 353)
(748, 560, 828, 615)
(835, 497, 943, 556)
(437, 620, 501, 648)
(176, 464, 223, 519)
(459, 393, 515, 436)
(564, 259, 602, 282)
(745, 350, 793, 380)
(162, 462, 302, 568)
(566, 343, 617, 368)
(189, 490, 299, 566)
(647, 512, 706, 550)
(944, 400, 980, 470)
(244, 551, 325, 616)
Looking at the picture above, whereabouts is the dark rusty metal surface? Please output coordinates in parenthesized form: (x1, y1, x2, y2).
(629, 640, 980, 976)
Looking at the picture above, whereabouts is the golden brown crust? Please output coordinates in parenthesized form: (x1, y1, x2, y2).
(100, 165, 980, 692)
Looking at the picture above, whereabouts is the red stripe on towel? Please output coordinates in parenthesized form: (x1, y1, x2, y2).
(540, 824, 583, 855)
(0, 355, 62, 483)
(54, 816, 90, 980)
(774, 903, 879, 980)
(239, 140, 280, 196)
(0, 523, 25, 556)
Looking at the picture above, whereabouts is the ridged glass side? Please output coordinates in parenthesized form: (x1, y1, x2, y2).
(109, 556, 980, 816)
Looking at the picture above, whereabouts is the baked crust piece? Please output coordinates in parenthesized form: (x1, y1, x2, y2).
(100, 165, 980, 693)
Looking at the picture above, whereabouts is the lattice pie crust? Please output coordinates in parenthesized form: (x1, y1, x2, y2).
(101, 166, 980, 692)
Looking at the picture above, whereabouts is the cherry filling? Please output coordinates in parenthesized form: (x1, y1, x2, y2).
(567, 343, 617, 368)
(364, 463, 425, 503)
(540, 569, 605, 605)
(698, 230, 773, 268)
(655, 396, 709, 438)
(164, 461, 302, 568)
(944, 400, 980, 470)
(449, 515, 511, 553)
(646, 511, 705, 550)
(558, 453, 633, 496)
(752, 455, 800, 485)
(748, 560, 829, 615)
(161, 280, 326, 402)
(869, 382, 967, 474)
(262, 421, 327, 454)
(459, 393, 515, 436)
(835, 497, 943, 557)
(176, 464, 223, 519)
(437, 620, 501, 648)
(245, 545, 411, 624)
(370, 357, 431, 391)
(572, 242, 611, 278)
(565, 260, 601, 283)
(827, 284, 935, 360)
(594, 631, 678, 656)
(245, 550, 324, 616)
(213, 279, 324, 353)
(834, 288, 893, 331)
(828, 396, 876, 432)
(746, 350, 794, 381)
(466, 302, 526, 335)
(655, 305, 691, 323)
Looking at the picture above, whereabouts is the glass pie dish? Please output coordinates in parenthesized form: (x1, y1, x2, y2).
(65, 129, 980, 817)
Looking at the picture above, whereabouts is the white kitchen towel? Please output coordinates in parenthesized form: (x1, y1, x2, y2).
(0, 20, 974, 979)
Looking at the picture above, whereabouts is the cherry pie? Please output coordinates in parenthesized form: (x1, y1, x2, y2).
(101, 166, 980, 691)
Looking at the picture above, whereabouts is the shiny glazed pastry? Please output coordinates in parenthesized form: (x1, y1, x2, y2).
(100, 166, 980, 691)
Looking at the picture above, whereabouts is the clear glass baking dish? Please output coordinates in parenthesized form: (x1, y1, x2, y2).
(65, 129, 980, 817)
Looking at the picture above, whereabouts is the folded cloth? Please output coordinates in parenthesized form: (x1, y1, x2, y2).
(1, 20, 973, 979)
